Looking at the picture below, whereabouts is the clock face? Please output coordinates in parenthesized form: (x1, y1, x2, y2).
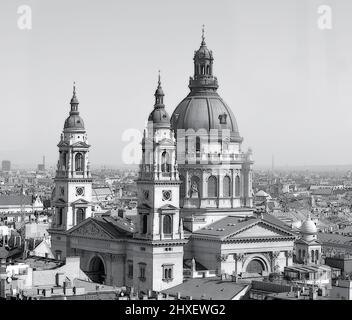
(162, 190, 172, 201)
(76, 187, 85, 196)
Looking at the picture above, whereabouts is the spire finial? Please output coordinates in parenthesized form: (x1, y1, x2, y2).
(70, 81, 79, 110)
(201, 24, 205, 45)
(158, 70, 161, 87)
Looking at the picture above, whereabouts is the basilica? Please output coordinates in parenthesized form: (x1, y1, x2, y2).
(49, 31, 296, 292)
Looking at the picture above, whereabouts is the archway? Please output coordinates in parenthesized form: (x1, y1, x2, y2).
(246, 259, 265, 274)
(242, 255, 270, 276)
(88, 256, 106, 284)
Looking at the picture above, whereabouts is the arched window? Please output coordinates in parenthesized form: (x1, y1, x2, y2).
(235, 175, 240, 197)
(57, 207, 63, 225)
(77, 208, 85, 224)
(311, 250, 314, 263)
(142, 215, 148, 234)
(161, 151, 170, 173)
(298, 249, 301, 260)
(196, 136, 201, 153)
(75, 153, 84, 172)
(163, 215, 172, 234)
(62, 152, 67, 170)
(315, 250, 319, 263)
(303, 250, 306, 260)
(208, 176, 218, 198)
(206, 65, 210, 74)
(223, 176, 231, 197)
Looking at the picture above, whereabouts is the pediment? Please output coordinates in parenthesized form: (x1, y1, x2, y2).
(72, 141, 90, 148)
(224, 221, 293, 240)
(159, 204, 177, 211)
(72, 198, 90, 205)
(69, 219, 113, 240)
(157, 138, 174, 145)
(57, 141, 69, 147)
(138, 203, 152, 211)
(55, 198, 66, 204)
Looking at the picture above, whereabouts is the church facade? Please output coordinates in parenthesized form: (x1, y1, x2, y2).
(49, 32, 296, 292)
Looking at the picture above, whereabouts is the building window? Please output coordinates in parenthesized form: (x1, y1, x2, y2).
(196, 136, 201, 153)
(223, 176, 231, 197)
(235, 175, 240, 197)
(161, 151, 170, 173)
(139, 263, 146, 281)
(75, 153, 84, 172)
(311, 250, 314, 263)
(57, 207, 63, 225)
(208, 176, 217, 198)
(55, 250, 62, 260)
(127, 261, 133, 279)
(76, 208, 85, 224)
(162, 264, 174, 282)
(142, 215, 148, 234)
(315, 250, 319, 263)
(298, 249, 301, 261)
(163, 215, 172, 235)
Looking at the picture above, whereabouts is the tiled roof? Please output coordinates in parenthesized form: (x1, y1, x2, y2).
(0, 195, 33, 206)
(193, 213, 294, 240)
(92, 216, 135, 238)
(318, 232, 352, 246)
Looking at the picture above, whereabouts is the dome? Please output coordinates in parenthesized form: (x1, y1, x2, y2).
(300, 217, 317, 235)
(194, 44, 213, 60)
(64, 84, 85, 131)
(148, 107, 170, 127)
(170, 32, 241, 141)
(64, 114, 85, 130)
(171, 94, 241, 139)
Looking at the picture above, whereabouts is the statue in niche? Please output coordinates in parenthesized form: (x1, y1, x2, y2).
(190, 181, 199, 198)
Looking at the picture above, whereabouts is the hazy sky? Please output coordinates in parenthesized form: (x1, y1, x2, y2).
(1, 0, 352, 168)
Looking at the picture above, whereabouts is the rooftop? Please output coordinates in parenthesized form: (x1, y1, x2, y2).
(162, 277, 249, 300)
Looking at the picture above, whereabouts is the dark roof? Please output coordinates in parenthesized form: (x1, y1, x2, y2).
(193, 214, 294, 240)
(162, 277, 248, 300)
(92, 216, 135, 238)
(171, 95, 241, 139)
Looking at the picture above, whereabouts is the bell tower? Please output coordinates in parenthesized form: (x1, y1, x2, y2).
(127, 74, 186, 292)
(50, 84, 92, 259)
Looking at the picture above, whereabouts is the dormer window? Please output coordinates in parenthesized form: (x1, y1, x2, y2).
(219, 113, 227, 124)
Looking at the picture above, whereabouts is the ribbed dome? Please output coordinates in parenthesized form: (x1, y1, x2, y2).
(171, 93, 241, 139)
(171, 33, 241, 141)
(148, 107, 170, 127)
(300, 217, 317, 235)
(195, 44, 213, 60)
(64, 114, 85, 130)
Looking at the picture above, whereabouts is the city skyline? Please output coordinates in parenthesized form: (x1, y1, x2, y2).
(1, 0, 352, 168)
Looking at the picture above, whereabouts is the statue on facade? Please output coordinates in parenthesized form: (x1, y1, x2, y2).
(190, 181, 199, 198)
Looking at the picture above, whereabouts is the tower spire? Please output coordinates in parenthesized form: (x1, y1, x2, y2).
(201, 24, 206, 45)
(70, 81, 79, 112)
(154, 70, 164, 106)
